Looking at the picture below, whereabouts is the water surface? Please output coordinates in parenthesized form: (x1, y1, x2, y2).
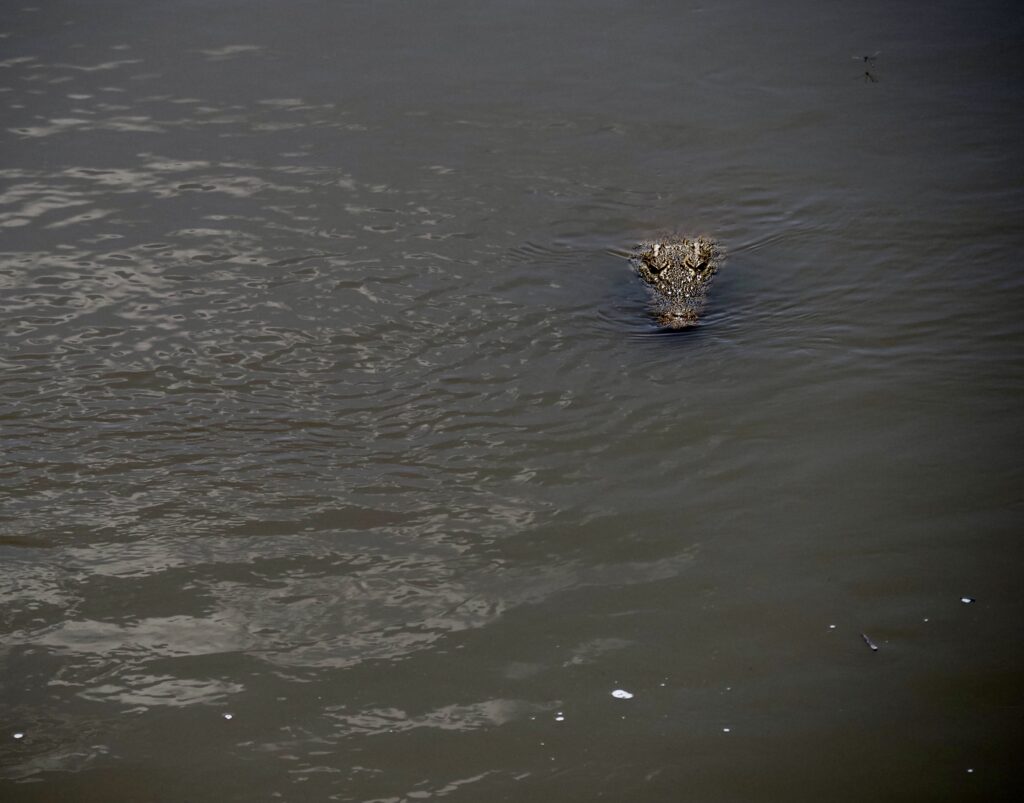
(2, 1, 1023, 800)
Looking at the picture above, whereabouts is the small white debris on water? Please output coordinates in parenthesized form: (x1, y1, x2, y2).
(555, 712, 565, 722)
(923, 618, 930, 623)
(722, 727, 731, 733)
(960, 597, 975, 604)
(611, 689, 634, 699)
(13, 732, 25, 740)
(967, 768, 974, 774)
(829, 624, 836, 630)
(223, 713, 233, 720)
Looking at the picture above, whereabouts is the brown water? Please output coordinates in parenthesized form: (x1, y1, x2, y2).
(2, 1, 1023, 800)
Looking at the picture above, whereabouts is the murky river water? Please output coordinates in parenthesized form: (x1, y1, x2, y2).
(2, 1, 1023, 800)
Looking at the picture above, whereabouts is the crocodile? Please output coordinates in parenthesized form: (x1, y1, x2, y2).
(631, 235, 723, 329)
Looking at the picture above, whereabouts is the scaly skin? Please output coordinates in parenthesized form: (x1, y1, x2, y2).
(632, 235, 722, 329)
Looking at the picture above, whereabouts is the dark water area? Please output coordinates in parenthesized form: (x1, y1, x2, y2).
(2, 1, 1023, 800)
